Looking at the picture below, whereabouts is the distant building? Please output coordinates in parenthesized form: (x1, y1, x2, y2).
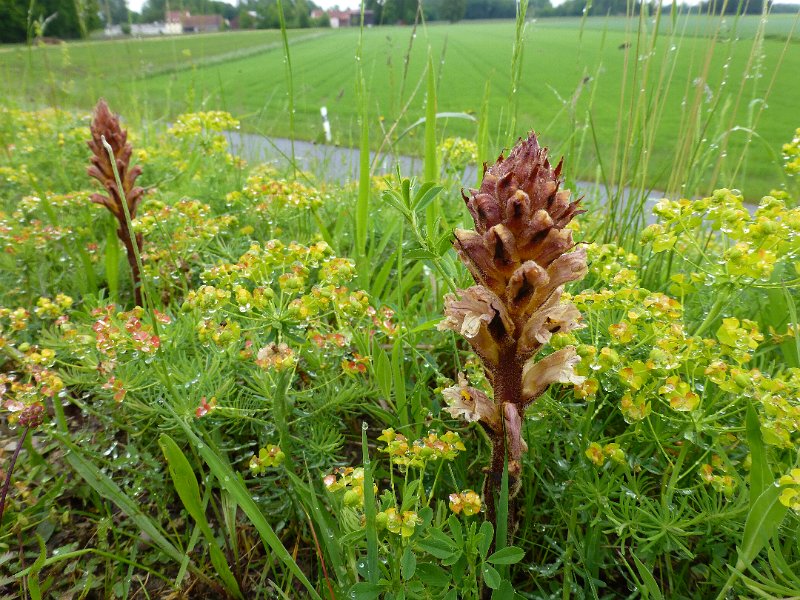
(325, 9, 374, 28)
(349, 9, 375, 26)
(166, 10, 224, 33)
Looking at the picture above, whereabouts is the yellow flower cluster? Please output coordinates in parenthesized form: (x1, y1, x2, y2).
(783, 127, 800, 176)
(568, 229, 800, 499)
(249, 444, 286, 475)
(183, 241, 382, 360)
(448, 490, 482, 516)
(644, 190, 800, 284)
(34, 294, 73, 319)
(698, 456, 736, 497)
(438, 137, 478, 173)
(324, 467, 376, 508)
(255, 342, 296, 371)
(778, 468, 800, 512)
(226, 166, 327, 213)
(376, 507, 422, 537)
(377, 428, 466, 468)
(585, 442, 625, 467)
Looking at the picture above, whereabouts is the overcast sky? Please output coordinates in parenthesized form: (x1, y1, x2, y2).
(125, 0, 800, 14)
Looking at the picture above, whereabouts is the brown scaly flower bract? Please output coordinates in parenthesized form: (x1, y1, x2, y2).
(439, 132, 587, 497)
(87, 99, 145, 306)
(87, 99, 144, 222)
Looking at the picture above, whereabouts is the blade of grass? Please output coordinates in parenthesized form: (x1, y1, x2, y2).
(423, 53, 438, 184)
(275, 0, 295, 177)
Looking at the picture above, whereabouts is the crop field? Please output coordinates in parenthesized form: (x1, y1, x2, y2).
(1, 14, 798, 195)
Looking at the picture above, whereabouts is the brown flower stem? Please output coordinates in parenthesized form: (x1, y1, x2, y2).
(117, 219, 143, 307)
(0, 426, 30, 530)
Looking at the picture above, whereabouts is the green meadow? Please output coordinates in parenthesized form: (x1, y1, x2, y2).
(1, 15, 798, 196)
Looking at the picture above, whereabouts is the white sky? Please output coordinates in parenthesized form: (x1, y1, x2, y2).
(125, 0, 799, 14)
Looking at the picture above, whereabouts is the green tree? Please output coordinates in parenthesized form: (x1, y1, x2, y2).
(0, 0, 29, 42)
(440, 0, 466, 22)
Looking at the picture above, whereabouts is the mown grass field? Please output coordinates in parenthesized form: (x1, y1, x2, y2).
(1, 14, 798, 195)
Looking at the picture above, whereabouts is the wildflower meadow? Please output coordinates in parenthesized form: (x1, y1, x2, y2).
(1, 3, 799, 599)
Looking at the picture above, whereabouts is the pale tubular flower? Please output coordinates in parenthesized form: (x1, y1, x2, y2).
(438, 286, 513, 366)
(518, 289, 584, 356)
(441, 373, 501, 432)
(521, 346, 585, 402)
(502, 402, 528, 477)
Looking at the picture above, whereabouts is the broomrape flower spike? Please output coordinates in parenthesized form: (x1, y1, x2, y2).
(87, 99, 145, 306)
(438, 132, 587, 532)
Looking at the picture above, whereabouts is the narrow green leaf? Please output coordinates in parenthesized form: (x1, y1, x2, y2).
(381, 189, 411, 219)
(746, 403, 770, 506)
(356, 70, 370, 258)
(370, 248, 398, 299)
(435, 230, 454, 257)
(424, 51, 439, 243)
(447, 515, 462, 544)
(297, 468, 346, 582)
(495, 454, 510, 579)
(416, 538, 455, 560)
(159, 435, 242, 599)
(27, 534, 47, 600)
(413, 183, 443, 213)
(57, 436, 184, 565)
(428, 529, 459, 548)
(487, 546, 525, 565)
(736, 483, 789, 570)
(631, 554, 664, 600)
(361, 425, 379, 584)
(404, 248, 438, 261)
(476, 80, 491, 187)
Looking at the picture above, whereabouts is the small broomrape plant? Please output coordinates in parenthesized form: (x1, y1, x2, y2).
(439, 132, 587, 532)
(87, 99, 145, 306)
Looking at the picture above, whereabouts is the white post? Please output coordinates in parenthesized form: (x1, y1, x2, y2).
(320, 106, 332, 143)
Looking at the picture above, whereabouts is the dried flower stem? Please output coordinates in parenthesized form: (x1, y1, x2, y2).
(0, 427, 30, 530)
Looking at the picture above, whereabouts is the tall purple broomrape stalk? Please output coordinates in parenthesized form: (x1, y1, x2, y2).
(438, 133, 588, 534)
(87, 99, 145, 306)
